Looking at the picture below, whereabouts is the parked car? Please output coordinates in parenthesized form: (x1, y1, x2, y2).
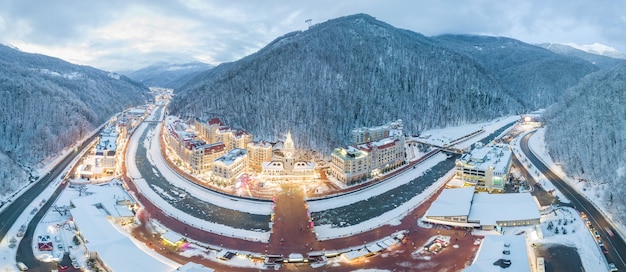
(16, 262, 28, 271)
(600, 245, 608, 254)
(608, 263, 618, 272)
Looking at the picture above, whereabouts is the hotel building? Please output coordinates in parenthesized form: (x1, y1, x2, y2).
(212, 148, 248, 184)
(455, 143, 512, 193)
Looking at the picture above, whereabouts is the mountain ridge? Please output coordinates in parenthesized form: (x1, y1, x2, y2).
(0, 44, 149, 197)
(124, 61, 213, 90)
(171, 14, 526, 155)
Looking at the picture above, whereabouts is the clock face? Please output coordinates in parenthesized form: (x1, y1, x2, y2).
(285, 152, 293, 158)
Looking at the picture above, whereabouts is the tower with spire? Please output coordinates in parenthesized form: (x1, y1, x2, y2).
(283, 130, 295, 174)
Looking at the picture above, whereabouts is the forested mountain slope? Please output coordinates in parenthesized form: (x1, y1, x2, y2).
(170, 14, 525, 154)
(434, 35, 598, 109)
(544, 63, 626, 222)
(0, 44, 148, 197)
(538, 43, 625, 70)
(123, 62, 213, 89)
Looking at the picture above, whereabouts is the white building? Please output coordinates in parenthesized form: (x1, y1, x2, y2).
(424, 187, 540, 230)
(260, 131, 316, 180)
(212, 148, 248, 185)
(456, 143, 512, 193)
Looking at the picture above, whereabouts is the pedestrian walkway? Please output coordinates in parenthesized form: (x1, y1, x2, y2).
(268, 184, 318, 255)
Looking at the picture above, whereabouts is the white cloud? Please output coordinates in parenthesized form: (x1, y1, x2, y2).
(1, 1, 624, 71)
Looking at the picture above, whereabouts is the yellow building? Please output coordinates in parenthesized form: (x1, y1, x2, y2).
(329, 146, 370, 185)
(165, 118, 226, 173)
(247, 141, 273, 172)
(195, 118, 252, 150)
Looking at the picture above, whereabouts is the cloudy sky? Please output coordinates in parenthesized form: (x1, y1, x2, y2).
(1, 0, 624, 71)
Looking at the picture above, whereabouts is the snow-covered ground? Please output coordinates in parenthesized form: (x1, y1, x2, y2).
(27, 181, 179, 272)
(0, 176, 65, 271)
(499, 206, 608, 272)
(414, 115, 520, 150)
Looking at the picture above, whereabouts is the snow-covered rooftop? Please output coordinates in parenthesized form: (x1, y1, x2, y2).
(71, 201, 176, 272)
(424, 187, 540, 227)
(468, 193, 540, 226)
(425, 187, 474, 217)
(464, 235, 531, 272)
(213, 148, 247, 166)
(459, 144, 512, 174)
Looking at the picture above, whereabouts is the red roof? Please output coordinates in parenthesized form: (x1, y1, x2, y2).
(208, 118, 224, 126)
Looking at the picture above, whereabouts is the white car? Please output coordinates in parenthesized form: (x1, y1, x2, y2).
(609, 263, 618, 272)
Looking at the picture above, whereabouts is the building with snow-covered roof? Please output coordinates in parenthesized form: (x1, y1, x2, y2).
(464, 235, 531, 272)
(456, 143, 512, 193)
(69, 182, 177, 272)
(468, 192, 541, 229)
(358, 136, 405, 176)
(260, 131, 316, 180)
(164, 116, 226, 173)
(77, 125, 122, 180)
(329, 146, 370, 185)
(211, 148, 248, 185)
(194, 118, 252, 151)
(424, 187, 474, 224)
(95, 126, 119, 176)
(350, 119, 403, 145)
(331, 120, 406, 185)
(424, 187, 540, 230)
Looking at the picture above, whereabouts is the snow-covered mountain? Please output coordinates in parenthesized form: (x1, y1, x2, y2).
(170, 14, 599, 155)
(563, 42, 626, 60)
(538, 43, 625, 69)
(544, 62, 626, 225)
(434, 35, 598, 109)
(170, 14, 526, 155)
(0, 44, 149, 197)
(123, 61, 213, 90)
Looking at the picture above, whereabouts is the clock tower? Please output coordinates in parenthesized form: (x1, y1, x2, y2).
(284, 130, 295, 174)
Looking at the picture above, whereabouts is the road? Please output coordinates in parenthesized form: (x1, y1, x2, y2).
(0, 129, 101, 271)
(521, 131, 626, 270)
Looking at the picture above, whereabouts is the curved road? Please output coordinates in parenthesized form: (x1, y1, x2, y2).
(0, 129, 101, 271)
(521, 131, 626, 270)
